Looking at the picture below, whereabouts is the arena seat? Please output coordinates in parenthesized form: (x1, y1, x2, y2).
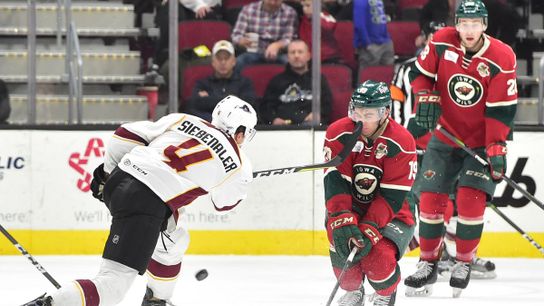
(387, 21, 421, 58)
(223, 0, 254, 9)
(397, 0, 429, 9)
(178, 20, 232, 51)
(240, 64, 285, 98)
(180, 65, 214, 105)
(358, 65, 395, 84)
(333, 21, 357, 70)
(322, 64, 353, 123)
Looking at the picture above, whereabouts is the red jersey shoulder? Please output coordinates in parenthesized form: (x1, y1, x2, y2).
(380, 120, 416, 153)
(431, 27, 460, 47)
(479, 36, 516, 72)
(325, 117, 356, 141)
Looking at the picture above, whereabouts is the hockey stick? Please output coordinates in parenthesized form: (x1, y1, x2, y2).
(325, 247, 359, 306)
(487, 203, 544, 256)
(0, 224, 61, 289)
(437, 127, 544, 212)
(253, 121, 362, 178)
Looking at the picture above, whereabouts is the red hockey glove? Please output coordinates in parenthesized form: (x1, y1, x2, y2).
(357, 222, 383, 257)
(327, 211, 365, 263)
(415, 90, 441, 130)
(486, 142, 507, 182)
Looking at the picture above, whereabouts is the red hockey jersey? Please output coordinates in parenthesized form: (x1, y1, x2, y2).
(323, 117, 417, 228)
(411, 27, 517, 148)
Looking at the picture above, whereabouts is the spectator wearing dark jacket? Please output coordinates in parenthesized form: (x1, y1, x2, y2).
(0, 79, 10, 124)
(186, 40, 256, 121)
(260, 40, 332, 125)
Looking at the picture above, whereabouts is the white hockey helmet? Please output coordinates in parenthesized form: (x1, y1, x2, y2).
(211, 95, 257, 145)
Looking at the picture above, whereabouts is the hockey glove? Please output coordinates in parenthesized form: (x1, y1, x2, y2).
(327, 211, 365, 263)
(415, 90, 441, 130)
(90, 163, 107, 202)
(486, 142, 507, 182)
(357, 222, 383, 257)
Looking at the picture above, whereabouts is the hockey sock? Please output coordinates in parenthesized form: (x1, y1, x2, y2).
(146, 258, 182, 300)
(455, 187, 486, 262)
(361, 239, 400, 296)
(419, 192, 449, 260)
(333, 260, 364, 291)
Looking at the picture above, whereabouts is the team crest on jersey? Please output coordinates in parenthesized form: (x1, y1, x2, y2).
(423, 169, 436, 180)
(477, 62, 490, 78)
(375, 143, 388, 159)
(447, 74, 483, 107)
(352, 164, 383, 204)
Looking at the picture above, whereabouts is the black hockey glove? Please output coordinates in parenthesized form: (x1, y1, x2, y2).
(90, 163, 107, 202)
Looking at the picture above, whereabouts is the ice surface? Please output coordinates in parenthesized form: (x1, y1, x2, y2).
(1, 255, 543, 306)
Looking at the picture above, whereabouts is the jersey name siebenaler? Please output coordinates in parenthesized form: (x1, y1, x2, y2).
(178, 120, 238, 173)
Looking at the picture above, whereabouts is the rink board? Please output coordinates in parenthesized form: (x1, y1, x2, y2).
(1, 129, 544, 257)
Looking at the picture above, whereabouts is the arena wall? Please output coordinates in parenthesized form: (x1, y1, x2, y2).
(1, 130, 543, 257)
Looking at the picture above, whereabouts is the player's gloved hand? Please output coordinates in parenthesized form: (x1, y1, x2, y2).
(486, 142, 507, 182)
(327, 211, 366, 263)
(90, 163, 107, 202)
(415, 90, 441, 130)
(356, 222, 383, 257)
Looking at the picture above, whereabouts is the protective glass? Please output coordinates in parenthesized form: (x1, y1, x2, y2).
(350, 107, 387, 123)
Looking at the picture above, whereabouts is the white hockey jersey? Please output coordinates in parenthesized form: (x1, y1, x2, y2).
(103, 113, 253, 214)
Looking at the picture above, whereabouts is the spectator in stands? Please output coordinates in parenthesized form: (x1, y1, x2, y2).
(0, 79, 10, 124)
(186, 40, 256, 121)
(231, 0, 298, 73)
(354, 0, 395, 73)
(260, 40, 332, 125)
(154, 0, 223, 66)
(418, 0, 521, 48)
(299, 0, 341, 64)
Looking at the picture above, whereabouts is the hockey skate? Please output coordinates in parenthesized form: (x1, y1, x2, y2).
(142, 287, 175, 306)
(404, 260, 438, 297)
(471, 257, 496, 279)
(368, 290, 396, 306)
(21, 293, 52, 306)
(450, 261, 471, 298)
(437, 248, 455, 279)
(337, 287, 365, 306)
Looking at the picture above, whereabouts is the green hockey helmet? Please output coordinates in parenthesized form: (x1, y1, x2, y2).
(455, 0, 488, 25)
(348, 80, 391, 122)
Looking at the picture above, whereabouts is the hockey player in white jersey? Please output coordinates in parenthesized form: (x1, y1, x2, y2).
(23, 95, 257, 306)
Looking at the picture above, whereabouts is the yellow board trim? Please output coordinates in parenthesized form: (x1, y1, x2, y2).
(1, 230, 543, 257)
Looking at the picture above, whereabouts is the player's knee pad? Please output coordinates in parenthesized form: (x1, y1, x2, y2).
(337, 263, 364, 291)
(360, 239, 397, 278)
(92, 259, 138, 305)
(456, 187, 486, 217)
(152, 215, 190, 264)
(361, 240, 400, 296)
(419, 192, 449, 216)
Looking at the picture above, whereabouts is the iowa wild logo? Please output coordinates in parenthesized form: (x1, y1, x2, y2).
(353, 164, 383, 203)
(447, 74, 483, 107)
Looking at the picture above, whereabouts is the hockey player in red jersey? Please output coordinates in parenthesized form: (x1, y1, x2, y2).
(323, 80, 417, 306)
(391, 21, 497, 281)
(404, 0, 517, 298)
(23, 96, 258, 306)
